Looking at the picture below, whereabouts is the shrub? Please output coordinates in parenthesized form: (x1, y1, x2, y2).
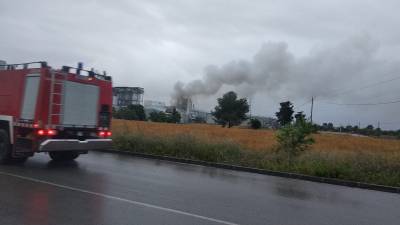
(249, 118, 262, 129)
(149, 110, 181, 123)
(113, 105, 146, 121)
(276, 120, 314, 164)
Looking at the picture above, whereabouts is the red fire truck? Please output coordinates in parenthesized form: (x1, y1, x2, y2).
(0, 61, 113, 163)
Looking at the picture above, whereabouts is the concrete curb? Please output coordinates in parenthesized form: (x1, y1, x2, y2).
(95, 149, 400, 194)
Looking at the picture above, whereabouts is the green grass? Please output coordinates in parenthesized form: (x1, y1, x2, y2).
(112, 132, 400, 187)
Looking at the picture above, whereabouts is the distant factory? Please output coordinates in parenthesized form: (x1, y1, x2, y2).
(144, 100, 167, 112)
(174, 97, 214, 123)
(112, 86, 214, 124)
(143, 100, 167, 118)
(113, 87, 144, 109)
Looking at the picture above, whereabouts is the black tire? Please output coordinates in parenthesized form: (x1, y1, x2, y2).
(0, 129, 12, 164)
(49, 151, 80, 161)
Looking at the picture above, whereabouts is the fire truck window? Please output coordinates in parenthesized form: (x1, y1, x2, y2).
(21, 74, 40, 120)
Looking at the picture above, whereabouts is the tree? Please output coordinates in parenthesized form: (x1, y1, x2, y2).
(365, 125, 374, 136)
(352, 125, 359, 133)
(192, 116, 206, 123)
(366, 125, 374, 130)
(249, 118, 262, 129)
(276, 119, 314, 165)
(212, 91, 249, 128)
(345, 125, 353, 133)
(276, 101, 294, 126)
(294, 111, 306, 123)
(149, 110, 181, 123)
(375, 127, 382, 136)
(327, 123, 334, 131)
(114, 105, 146, 121)
(149, 111, 168, 122)
(168, 109, 181, 123)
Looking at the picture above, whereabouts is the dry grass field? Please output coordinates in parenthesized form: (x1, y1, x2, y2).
(112, 119, 400, 154)
(112, 119, 400, 186)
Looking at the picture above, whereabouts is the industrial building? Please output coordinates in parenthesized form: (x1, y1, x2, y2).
(189, 110, 215, 124)
(113, 87, 144, 109)
(175, 97, 194, 123)
(144, 100, 167, 112)
(143, 96, 216, 124)
(173, 97, 216, 123)
(143, 100, 167, 118)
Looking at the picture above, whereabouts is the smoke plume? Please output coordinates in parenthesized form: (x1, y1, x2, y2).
(172, 34, 396, 104)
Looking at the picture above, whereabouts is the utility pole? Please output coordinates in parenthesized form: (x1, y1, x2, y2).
(310, 96, 314, 124)
(248, 97, 252, 119)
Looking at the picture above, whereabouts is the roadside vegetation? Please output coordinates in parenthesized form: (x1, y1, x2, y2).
(112, 119, 400, 187)
(276, 116, 315, 166)
(111, 92, 400, 187)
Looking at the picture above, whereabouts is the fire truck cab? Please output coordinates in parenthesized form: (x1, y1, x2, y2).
(0, 61, 113, 163)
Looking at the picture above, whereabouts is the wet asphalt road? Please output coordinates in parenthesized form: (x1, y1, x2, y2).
(0, 151, 399, 225)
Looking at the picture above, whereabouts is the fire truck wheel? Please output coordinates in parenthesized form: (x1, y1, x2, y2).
(0, 130, 12, 164)
(49, 151, 79, 161)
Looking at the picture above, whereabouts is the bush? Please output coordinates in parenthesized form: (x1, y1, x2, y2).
(276, 120, 314, 164)
(149, 110, 181, 123)
(249, 118, 262, 129)
(113, 105, 146, 121)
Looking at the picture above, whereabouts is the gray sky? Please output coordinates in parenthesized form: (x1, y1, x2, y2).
(1, 0, 400, 129)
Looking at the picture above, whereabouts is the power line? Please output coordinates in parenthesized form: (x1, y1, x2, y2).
(294, 75, 400, 114)
(379, 121, 400, 125)
(323, 98, 400, 106)
(318, 75, 400, 100)
(294, 99, 312, 109)
(293, 75, 400, 129)
(284, 75, 400, 127)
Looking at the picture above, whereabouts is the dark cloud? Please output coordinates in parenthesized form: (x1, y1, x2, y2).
(1, 0, 400, 129)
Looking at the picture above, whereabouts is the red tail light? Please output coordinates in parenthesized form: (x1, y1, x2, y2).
(37, 129, 57, 136)
(98, 131, 106, 137)
(47, 129, 57, 136)
(98, 131, 112, 138)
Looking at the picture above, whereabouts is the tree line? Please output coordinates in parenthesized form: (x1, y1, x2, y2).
(113, 105, 181, 123)
(113, 91, 400, 138)
(316, 123, 400, 138)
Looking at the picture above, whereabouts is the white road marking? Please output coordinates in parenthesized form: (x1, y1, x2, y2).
(0, 171, 240, 225)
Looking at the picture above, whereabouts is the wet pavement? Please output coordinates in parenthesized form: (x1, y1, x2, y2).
(0, 151, 399, 225)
